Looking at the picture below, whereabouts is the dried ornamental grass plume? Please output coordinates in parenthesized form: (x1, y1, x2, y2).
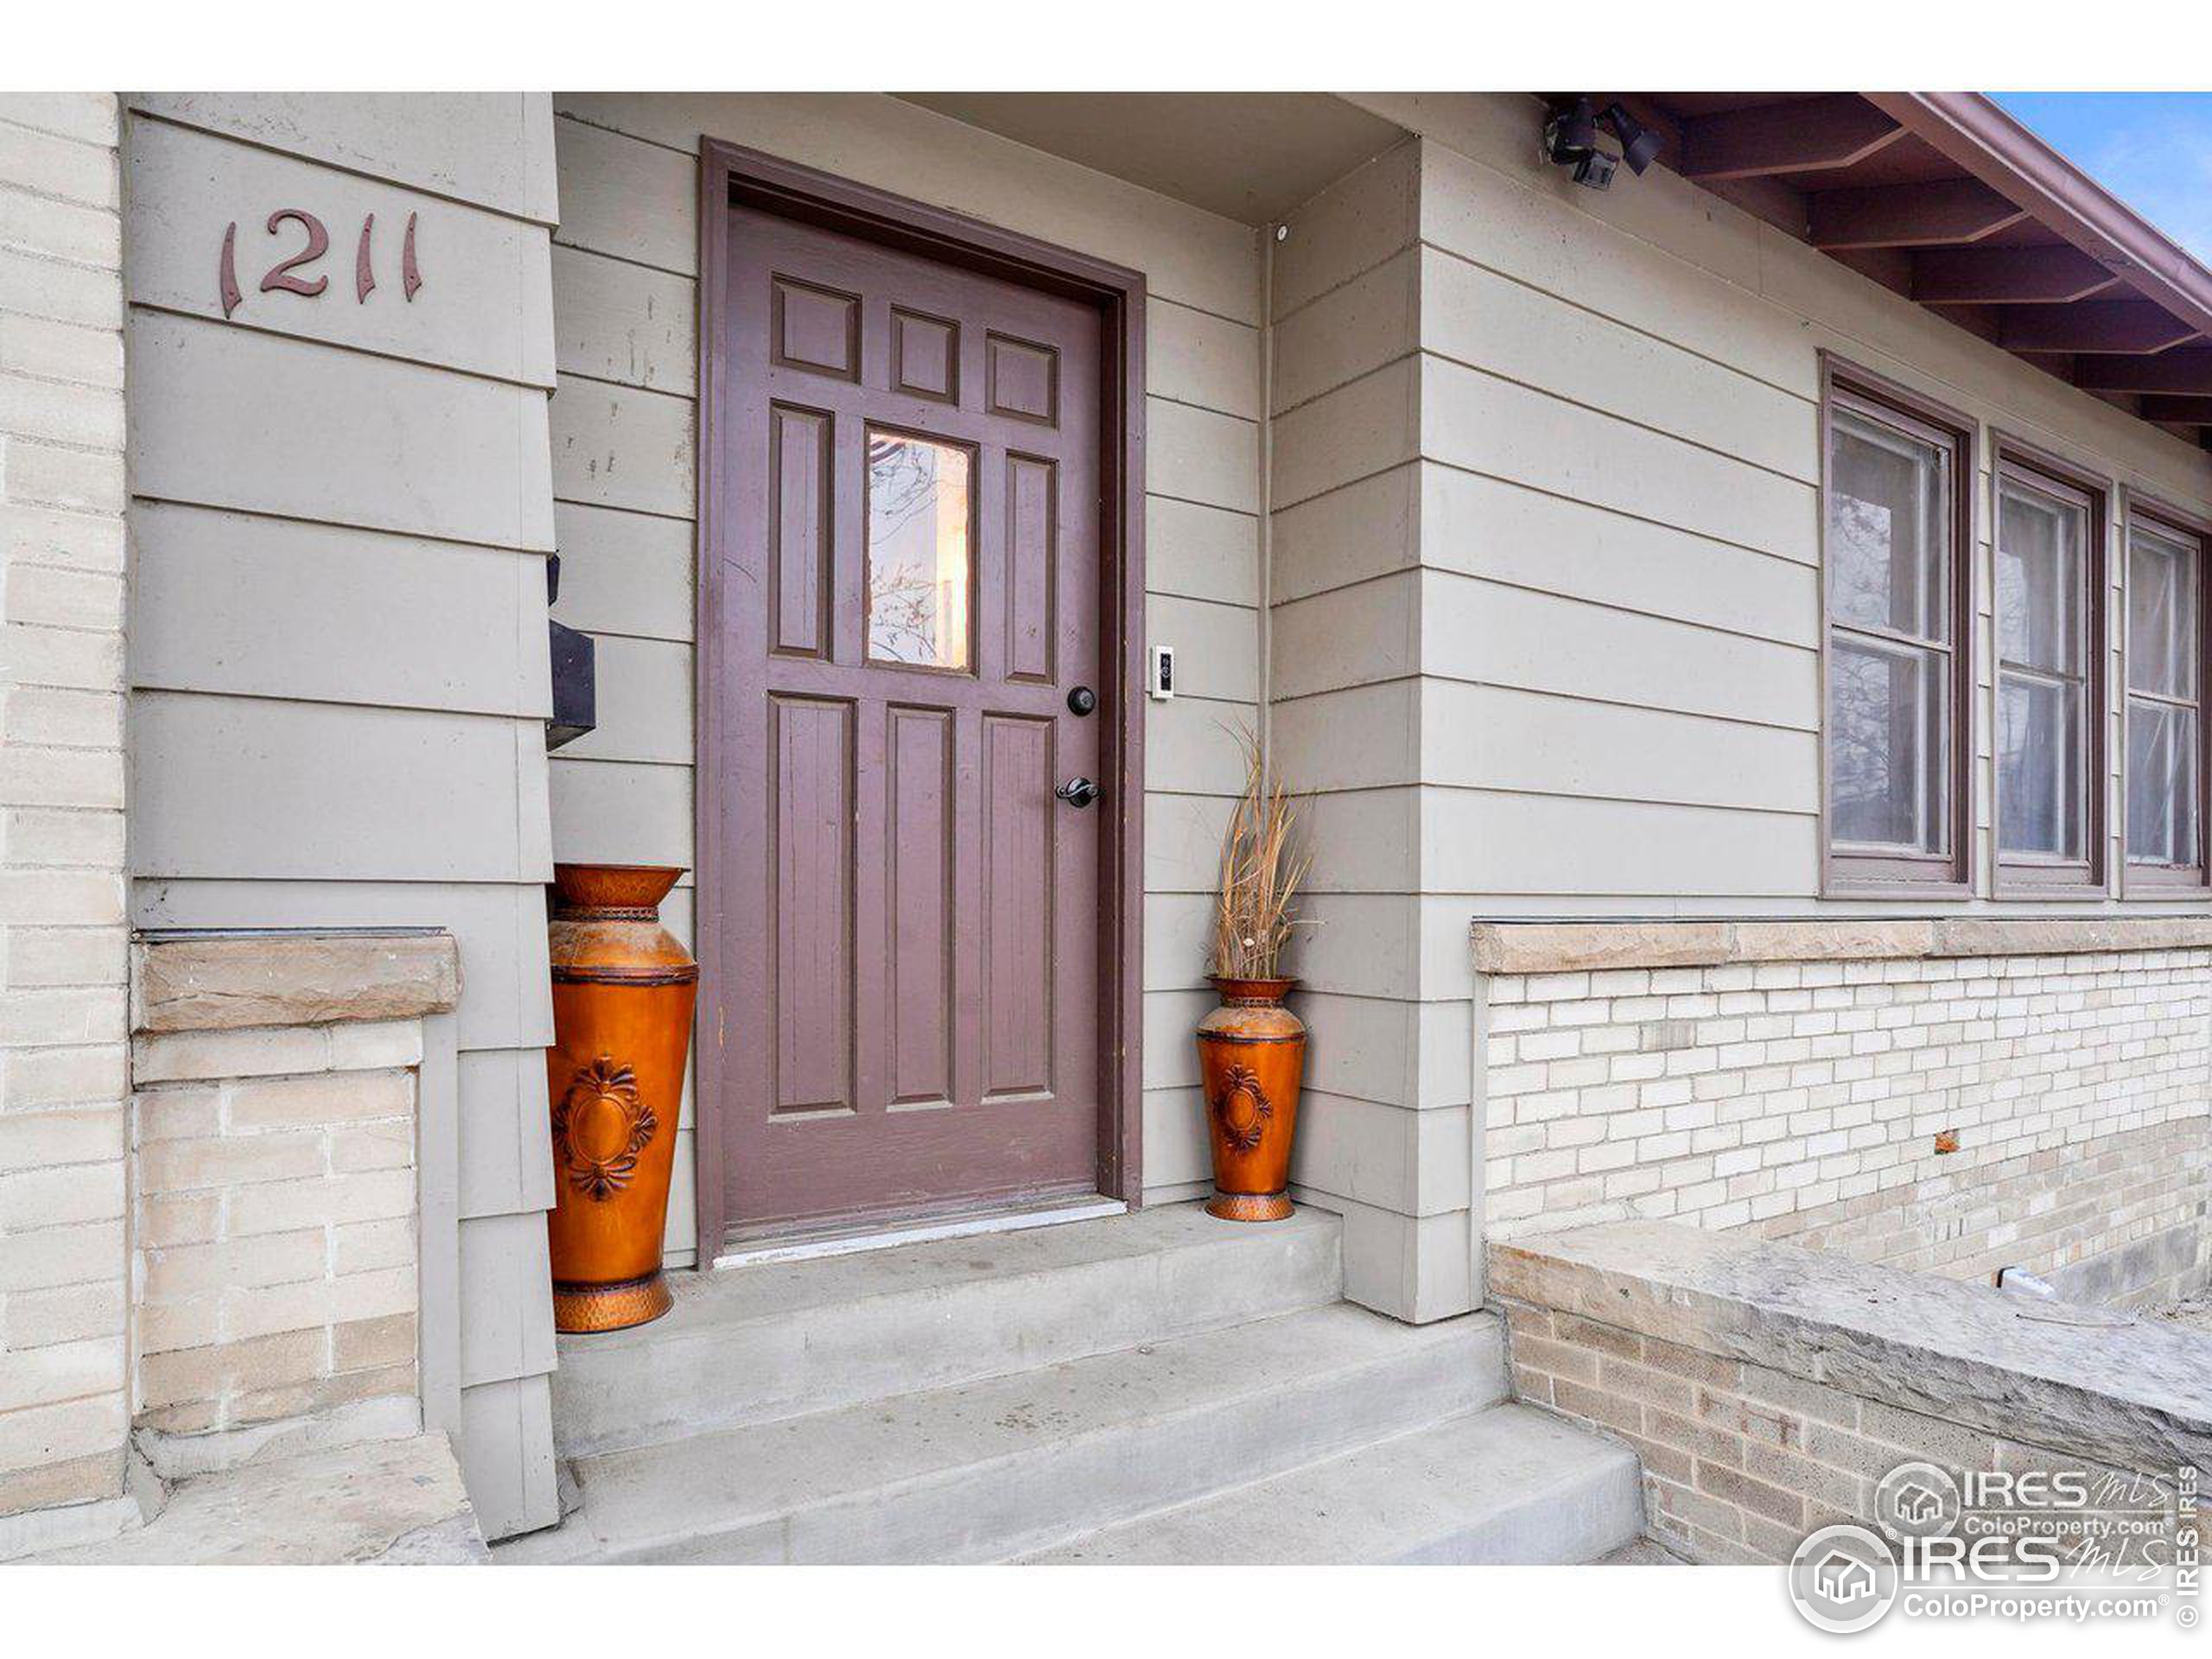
(1210, 727, 1312, 981)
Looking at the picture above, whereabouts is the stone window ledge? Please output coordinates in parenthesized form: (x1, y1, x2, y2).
(1471, 916, 2212, 976)
(131, 928, 461, 1034)
(1491, 1221, 2210, 1481)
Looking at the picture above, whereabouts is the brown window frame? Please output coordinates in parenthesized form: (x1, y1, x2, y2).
(1818, 355, 1976, 898)
(2121, 493, 2212, 898)
(1989, 433, 2111, 899)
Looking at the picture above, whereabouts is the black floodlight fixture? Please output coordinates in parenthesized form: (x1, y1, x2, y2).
(1602, 102, 1662, 175)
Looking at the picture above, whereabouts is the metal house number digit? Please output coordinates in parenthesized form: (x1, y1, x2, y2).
(219, 209, 424, 320)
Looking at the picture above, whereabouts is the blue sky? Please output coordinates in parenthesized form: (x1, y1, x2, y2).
(1993, 92, 2212, 262)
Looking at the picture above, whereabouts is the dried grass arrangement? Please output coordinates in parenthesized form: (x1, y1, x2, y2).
(1209, 728, 1311, 981)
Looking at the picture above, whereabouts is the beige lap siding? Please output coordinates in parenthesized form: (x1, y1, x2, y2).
(1481, 949, 2212, 1286)
(1328, 93, 2212, 918)
(0, 92, 130, 1524)
(120, 94, 563, 1541)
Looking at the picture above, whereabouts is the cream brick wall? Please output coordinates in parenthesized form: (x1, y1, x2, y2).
(131, 1020, 423, 1444)
(0, 92, 130, 1520)
(1482, 949, 2212, 1287)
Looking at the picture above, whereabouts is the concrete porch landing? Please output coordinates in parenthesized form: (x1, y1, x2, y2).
(24, 1433, 485, 1566)
(499, 1202, 1641, 1565)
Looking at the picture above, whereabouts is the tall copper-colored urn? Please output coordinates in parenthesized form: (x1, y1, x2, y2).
(544, 864, 696, 1332)
(1196, 976, 1306, 1222)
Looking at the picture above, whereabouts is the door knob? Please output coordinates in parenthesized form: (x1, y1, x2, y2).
(1055, 777, 1101, 809)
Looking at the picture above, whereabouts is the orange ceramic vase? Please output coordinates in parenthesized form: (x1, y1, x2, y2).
(544, 864, 696, 1332)
(1196, 976, 1306, 1222)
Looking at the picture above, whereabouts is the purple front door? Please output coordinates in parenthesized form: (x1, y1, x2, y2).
(715, 200, 1106, 1235)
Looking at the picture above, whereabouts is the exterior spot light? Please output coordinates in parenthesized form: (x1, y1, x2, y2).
(1603, 103, 1661, 175)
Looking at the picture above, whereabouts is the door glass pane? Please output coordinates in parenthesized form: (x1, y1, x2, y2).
(865, 430, 972, 670)
(2129, 523, 2196, 699)
(1998, 673, 2084, 858)
(1829, 409, 1949, 641)
(1830, 636, 1949, 853)
(1997, 479, 2085, 675)
(2128, 701, 2200, 866)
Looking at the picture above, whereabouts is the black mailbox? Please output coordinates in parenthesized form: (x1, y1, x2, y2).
(545, 552, 597, 751)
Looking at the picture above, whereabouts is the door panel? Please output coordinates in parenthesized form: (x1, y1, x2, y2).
(721, 201, 1105, 1233)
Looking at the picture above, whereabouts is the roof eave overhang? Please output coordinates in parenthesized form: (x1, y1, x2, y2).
(1866, 92, 2212, 341)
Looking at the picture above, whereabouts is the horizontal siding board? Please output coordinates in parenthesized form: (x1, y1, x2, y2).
(131, 93, 559, 225)
(1268, 571, 1419, 701)
(130, 692, 550, 883)
(1269, 464, 1418, 604)
(1270, 246, 1417, 415)
(550, 501, 695, 641)
(128, 309, 556, 551)
(1272, 138, 1419, 321)
(1141, 1086, 1212, 1192)
(1421, 247, 1816, 484)
(1421, 573, 1819, 730)
(1144, 496, 1256, 608)
(1271, 356, 1419, 510)
(1421, 358, 1815, 563)
(129, 503, 551, 719)
(1423, 790, 1819, 897)
(1144, 691, 1256, 799)
(1294, 1090, 1468, 1217)
(1141, 987, 1214, 1089)
(1417, 135, 1815, 399)
(1269, 680, 1421, 792)
(1424, 681, 1819, 814)
(1142, 891, 1214, 992)
(550, 372, 695, 518)
(550, 243, 695, 394)
(1146, 396, 1258, 515)
(550, 116, 696, 275)
(1291, 892, 1419, 1001)
(551, 632, 691, 766)
(1294, 786, 1421, 893)
(549, 756, 691, 869)
(1147, 297, 1259, 421)
(1424, 467, 1820, 636)
(1144, 791, 1236, 896)
(125, 116, 556, 387)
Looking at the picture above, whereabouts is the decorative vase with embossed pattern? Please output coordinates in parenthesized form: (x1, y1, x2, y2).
(1196, 976, 1305, 1222)
(544, 864, 696, 1332)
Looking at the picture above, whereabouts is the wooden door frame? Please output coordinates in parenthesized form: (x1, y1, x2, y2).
(691, 137, 1147, 1263)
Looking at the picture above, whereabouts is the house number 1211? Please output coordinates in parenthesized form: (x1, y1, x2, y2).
(219, 208, 423, 319)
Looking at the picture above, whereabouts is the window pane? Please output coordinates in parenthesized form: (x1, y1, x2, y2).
(1830, 637, 1948, 853)
(2127, 701, 2200, 867)
(1997, 479, 2085, 675)
(865, 431, 972, 670)
(2128, 523, 2196, 700)
(1998, 673, 2085, 859)
(1828, 409, 1949, 641)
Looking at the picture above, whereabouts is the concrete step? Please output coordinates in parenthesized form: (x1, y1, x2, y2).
(550, 1201, 1342, 1458)
(520, 1301, 1501, 1564)
(1021, 1403, 1643, 1565)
